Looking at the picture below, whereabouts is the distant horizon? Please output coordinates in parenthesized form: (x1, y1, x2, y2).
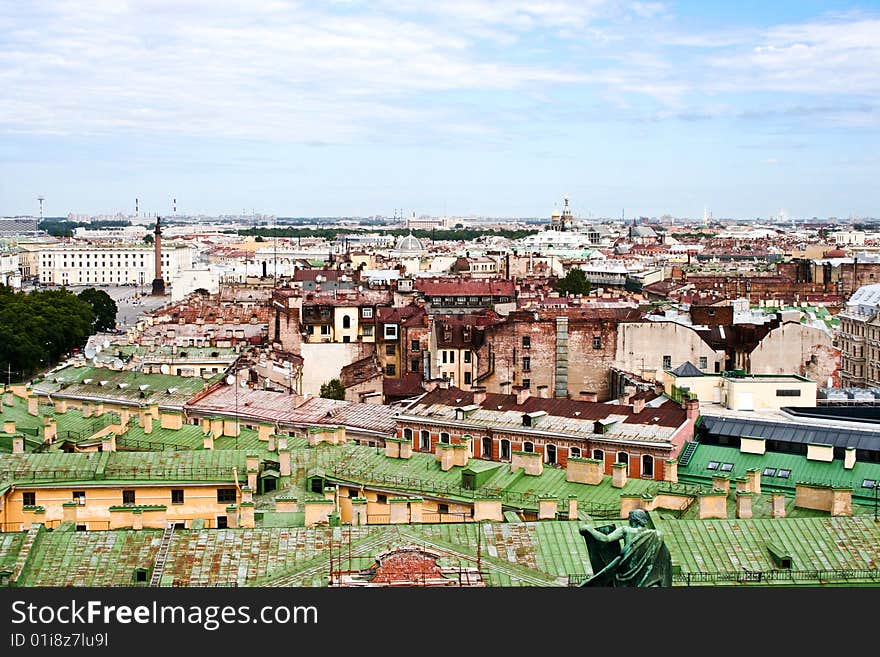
(1, 2, 878, 218)
(4, 212, 877, 225)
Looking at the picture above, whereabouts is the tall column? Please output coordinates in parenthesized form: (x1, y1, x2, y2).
(151, 216, 165, 296)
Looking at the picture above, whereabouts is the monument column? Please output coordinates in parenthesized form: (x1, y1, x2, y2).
(151, 216, 165, 296)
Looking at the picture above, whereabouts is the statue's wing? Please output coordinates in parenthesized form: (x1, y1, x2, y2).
(581, 524, 622, 586)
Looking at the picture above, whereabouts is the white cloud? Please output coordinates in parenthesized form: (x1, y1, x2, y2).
(706, 18, 880, 96)
(0, 1, 592, 141)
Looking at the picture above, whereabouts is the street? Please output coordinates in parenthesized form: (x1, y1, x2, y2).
(41, 284, 170, 329)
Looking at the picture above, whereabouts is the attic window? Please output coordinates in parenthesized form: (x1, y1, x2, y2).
(776, 469, 791, 479)
(99, 380, 109, 386)
(118, 383, 129, 389)
(719, 463, 734, 472)
(139, 385, 150, 391)
(83, 379, 93, 384)
(763, 467, 777, 477)
(862, 479, 877, 489)
(166, 387, 178, 394)
(706, 461, 720, 470)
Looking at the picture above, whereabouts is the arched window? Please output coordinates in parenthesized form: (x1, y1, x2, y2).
(439, 432, 450, 444)
(403, 428, 412, 441)
(500, 439, 511, 461)
(642, 454, 654, 478)
(481, 437, 493, 459)
(617, 451, 629, 475)
(545, 444, 557, 465)
(570, 446, 581, 458)
(420, 430, 430, 451)
(342, 315, 351, 329)
(523, 441, 534, 453)
(592, 448, 604, 462)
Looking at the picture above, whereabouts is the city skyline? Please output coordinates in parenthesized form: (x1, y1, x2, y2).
(1, 1, 879, 218)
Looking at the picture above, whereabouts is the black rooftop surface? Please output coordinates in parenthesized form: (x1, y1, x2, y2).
(700, 414, 880, 451)
(783, 405, 880, 425)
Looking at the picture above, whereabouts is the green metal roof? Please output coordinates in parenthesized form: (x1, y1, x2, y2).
(5, 516, 880, 587)
(0, 532, 27, 573)
(31, 365, 220, 408)
(679, 443, 880, 504)
(0, 450, 250, 486)
(655, 515, 880, 584)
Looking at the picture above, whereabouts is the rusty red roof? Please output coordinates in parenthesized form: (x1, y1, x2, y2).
(414, 387, 686, 428)
(415, 277, 516, 297)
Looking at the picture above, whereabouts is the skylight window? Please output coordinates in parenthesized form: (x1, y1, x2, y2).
(763, 468, 777, 477)
(720, 463, 734, 472)
(776, 469, 791, 479)
(706, 461, 719, 470)
(862, 479, 877, 489)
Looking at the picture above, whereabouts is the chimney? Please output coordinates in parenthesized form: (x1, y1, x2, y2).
(43, 417, 57, 444)
(771, 493, 787, 518)
(3, 420, 14, 434)
(101, 432, 117, 453)
(3, 390, 12, 406)
(537, 385, 549, 399)
(684, 398, 700, 423)
(619, 392, 632, 405)
(472, 386, 487, 405)
(27, 396, 39, 416)
(632, 395, 645, 414)
(515, 385, 531, 406)
(203, 431, 214, 450)
(579, 391, 598, 402)
(12, 435, 24, 454)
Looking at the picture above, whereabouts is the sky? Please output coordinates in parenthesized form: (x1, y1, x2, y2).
(0, 0, 879, 220)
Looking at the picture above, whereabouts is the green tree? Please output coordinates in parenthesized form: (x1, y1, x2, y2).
(319, 378, 346, 400)
(144, 233, 154, 245)
(254, 235, 265, 242)
(556, 268, 592, 296)
(0, 286, 95, 379)
(78, 288, 118, 332)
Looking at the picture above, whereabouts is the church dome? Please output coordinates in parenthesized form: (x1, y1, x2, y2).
(395, 233, 424, 252)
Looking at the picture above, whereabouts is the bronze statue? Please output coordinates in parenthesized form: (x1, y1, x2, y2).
(579, 509, 672, 587)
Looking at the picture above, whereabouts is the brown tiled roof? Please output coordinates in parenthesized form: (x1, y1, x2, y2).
(415, 387, 686, 428)
(293, 268, 348, 282)
(415, 277, 515, 297)
(302, 289, 392, 308)
(376, 304, 427, 327)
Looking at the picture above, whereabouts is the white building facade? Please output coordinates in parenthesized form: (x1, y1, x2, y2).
(38, 245, 193, 286)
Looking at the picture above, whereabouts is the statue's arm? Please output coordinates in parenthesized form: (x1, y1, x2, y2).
(580, 524, 625, 542)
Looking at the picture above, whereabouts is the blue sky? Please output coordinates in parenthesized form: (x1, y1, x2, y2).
(0, 1, 878, 219)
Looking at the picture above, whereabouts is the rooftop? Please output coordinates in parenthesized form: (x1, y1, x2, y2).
(8, 516, 880, 587)
(32, 365, 220, 409)
(404, 387, 687, 440)
(187, 386, 397, 436)
(0, 450, 249, 487)
(680, 442, 880, 503)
